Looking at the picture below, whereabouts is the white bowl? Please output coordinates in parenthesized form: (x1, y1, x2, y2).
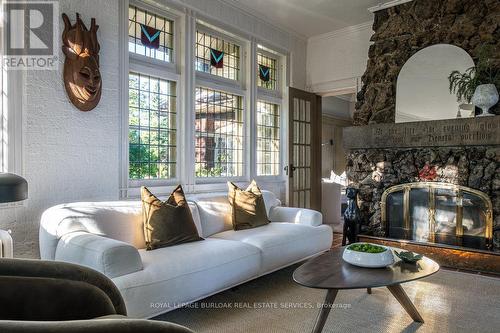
(342, 243, 395, 268)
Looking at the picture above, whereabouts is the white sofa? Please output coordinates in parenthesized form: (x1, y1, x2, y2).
(39, 191, 332, 318)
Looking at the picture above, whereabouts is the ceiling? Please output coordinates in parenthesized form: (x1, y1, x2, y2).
(229, 0, 381, 38)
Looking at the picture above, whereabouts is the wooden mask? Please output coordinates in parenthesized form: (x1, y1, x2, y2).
(62, 13, 101, 112)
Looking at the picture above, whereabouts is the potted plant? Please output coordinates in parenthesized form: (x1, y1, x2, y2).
(448, 45, 499, 116)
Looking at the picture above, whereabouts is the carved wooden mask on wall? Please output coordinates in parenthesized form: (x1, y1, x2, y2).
(62, 13, 101, 112)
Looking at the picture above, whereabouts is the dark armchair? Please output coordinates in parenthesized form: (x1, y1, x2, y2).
(0, 258, 193, 333)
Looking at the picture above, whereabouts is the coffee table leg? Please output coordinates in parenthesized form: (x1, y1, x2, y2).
(387, 284, 424, 323)
(312, 289, 338, 333)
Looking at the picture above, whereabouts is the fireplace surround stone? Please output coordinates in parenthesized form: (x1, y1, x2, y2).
(343, 117, 500, 250)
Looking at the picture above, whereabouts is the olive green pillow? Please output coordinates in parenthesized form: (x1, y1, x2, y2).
(228, 180, 270, 231)
(141, 185, 203, 250)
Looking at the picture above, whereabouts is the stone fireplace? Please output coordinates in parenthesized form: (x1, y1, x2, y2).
(343, 116, 500, 252)
(342, 0, 500, 273)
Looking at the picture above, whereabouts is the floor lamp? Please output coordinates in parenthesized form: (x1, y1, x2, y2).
(0, 173, 28, 258)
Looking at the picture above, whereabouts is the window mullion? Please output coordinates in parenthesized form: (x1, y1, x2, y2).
(248, 39, 257, 180)
(182, 11, 197, 192)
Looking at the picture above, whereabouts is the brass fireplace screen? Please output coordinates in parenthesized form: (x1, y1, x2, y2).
(381, 182, 493, 250)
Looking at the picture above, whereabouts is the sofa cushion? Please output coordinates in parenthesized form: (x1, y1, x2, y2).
(188, 193, 233, 238)
(211, 223, 333, 273)
(188, 190, 280, 238)
(141, 186, 203, 250)
(112, 238, 261, 318)
(228, 181, 269, 231)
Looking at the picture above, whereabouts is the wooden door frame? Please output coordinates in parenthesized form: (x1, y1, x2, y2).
(288, 87, 322, 211)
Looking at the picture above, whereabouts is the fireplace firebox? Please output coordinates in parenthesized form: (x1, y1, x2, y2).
(381, 182, 493, 251)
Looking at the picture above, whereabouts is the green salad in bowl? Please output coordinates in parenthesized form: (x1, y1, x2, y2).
(343, 243, 394, 268)
(347, 243, 387, 253)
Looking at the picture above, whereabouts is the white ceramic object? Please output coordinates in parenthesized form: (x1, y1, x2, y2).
(342, 243, 395, 268)
(472, 84, 499, 116)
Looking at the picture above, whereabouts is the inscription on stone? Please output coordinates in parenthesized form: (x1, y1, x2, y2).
(343, 117, 500, 149)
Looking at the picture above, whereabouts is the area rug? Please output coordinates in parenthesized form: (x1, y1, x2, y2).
(155, 265, 500, 333)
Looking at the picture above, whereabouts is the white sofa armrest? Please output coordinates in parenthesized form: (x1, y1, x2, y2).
(55, 231, 143, 279)
(269, 206, 323, 227)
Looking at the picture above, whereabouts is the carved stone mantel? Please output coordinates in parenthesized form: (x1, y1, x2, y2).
(343, 116, 500, 150)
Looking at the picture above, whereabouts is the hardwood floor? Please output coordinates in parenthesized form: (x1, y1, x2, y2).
(331, 232, 343, 249)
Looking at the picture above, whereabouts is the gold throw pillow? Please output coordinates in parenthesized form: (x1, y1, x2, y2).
(141, 185, 203, 250)
(228, 180, 270, 230)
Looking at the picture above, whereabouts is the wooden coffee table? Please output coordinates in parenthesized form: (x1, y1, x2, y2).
(293, 247, 439, 333)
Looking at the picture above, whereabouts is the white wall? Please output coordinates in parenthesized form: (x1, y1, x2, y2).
(0, 0, 121, 258)
(306, 22, 373, 95)
(0, 0, 306, 258)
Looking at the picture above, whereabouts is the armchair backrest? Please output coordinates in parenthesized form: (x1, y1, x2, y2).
(0, 258, 126, 321)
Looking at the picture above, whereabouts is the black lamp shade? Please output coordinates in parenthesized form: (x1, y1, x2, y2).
(0, 173, 28, 203)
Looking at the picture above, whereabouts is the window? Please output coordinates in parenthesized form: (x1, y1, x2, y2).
(195, 30, 240, 81)
(125, 3, 179, 186)
(0, 49, 22, 175)
(0, 59, 5, 172)
(121, 2, 288, 196)
(195, 87, 243, 178)
(128, 5, 174, 62)
(194, 25, 246, 181)
(255, 47, 283, 177)
(257, 52, 278, 90)
(256, 101, 280, 176)
(129, 72, 177, 180)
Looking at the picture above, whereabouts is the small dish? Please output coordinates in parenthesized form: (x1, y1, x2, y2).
(394, 250, 423, 263)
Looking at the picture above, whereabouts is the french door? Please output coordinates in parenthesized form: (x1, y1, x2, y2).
(287, 87, 321, 210)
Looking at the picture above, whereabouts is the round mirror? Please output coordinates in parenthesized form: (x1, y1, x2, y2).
(395, 44, 475, 123)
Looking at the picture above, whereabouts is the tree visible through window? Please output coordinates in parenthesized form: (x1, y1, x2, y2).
(129, 72, 177, 179)
(195, 87, 243, 177)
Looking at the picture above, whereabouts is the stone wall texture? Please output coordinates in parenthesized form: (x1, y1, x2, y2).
(354, 0, 500, 125)
(346, 146, 500, 248)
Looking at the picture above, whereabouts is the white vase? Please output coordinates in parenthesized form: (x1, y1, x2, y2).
(471, 84, 499, 117)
